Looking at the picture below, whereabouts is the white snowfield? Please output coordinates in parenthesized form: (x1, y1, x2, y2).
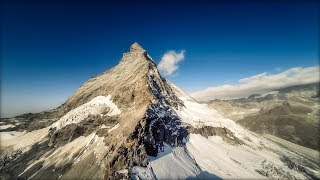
(176, 97, 230, 126)
(51, 95, 121, 130)
(133, 96, 319, 179)
(131, 143, 205, 180)
(186, 134, 307, 179)
(176, 97, 248, 139)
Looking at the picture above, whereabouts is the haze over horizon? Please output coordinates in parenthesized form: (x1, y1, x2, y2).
(2, 0, 319, 118)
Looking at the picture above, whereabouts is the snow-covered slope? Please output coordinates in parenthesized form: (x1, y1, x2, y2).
(186, 134, 308, 179)
(176, 97, 231, 127)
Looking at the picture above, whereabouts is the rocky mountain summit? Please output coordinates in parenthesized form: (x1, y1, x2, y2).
(1, 43, 320, 179)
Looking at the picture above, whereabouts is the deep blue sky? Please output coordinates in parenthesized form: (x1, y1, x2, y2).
(1, 0, 319, 117)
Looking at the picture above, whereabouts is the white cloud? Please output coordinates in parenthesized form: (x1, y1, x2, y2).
(191, 66, 320, 101)
(158, 50, 185, 75)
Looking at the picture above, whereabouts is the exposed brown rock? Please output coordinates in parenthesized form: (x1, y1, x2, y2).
(187, 126, 244, 145)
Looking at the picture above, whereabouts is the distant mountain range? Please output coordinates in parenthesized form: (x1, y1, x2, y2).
(205, 82, 320, 151)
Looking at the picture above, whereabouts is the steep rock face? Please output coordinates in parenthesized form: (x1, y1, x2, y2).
(62, 43, 153, 112)
(61, 42, 181, 113)
(48, 42, 186, 178)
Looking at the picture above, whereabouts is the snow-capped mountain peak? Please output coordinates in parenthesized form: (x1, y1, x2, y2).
(1, 43, 319, 180)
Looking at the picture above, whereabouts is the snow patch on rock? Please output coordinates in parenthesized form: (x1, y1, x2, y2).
(51, 95, 120, 130)
(0, 131, 25, 141)
(0, 124, 15, 130)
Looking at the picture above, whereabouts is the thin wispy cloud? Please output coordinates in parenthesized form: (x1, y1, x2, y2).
(158, 50, 185, 76)
(191, 66, 320, 101)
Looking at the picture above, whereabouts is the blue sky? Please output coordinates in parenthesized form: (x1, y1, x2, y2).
(2, 0, 319, 117)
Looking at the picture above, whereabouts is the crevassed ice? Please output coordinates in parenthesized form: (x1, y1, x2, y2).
(51, 95, 121, 130)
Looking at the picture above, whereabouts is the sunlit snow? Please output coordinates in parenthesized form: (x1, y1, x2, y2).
(51, 95, 120, 130)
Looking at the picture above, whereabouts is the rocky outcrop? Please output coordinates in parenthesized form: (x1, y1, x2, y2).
(187, 126, 244, 145)
(48, 114, 119, 147)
